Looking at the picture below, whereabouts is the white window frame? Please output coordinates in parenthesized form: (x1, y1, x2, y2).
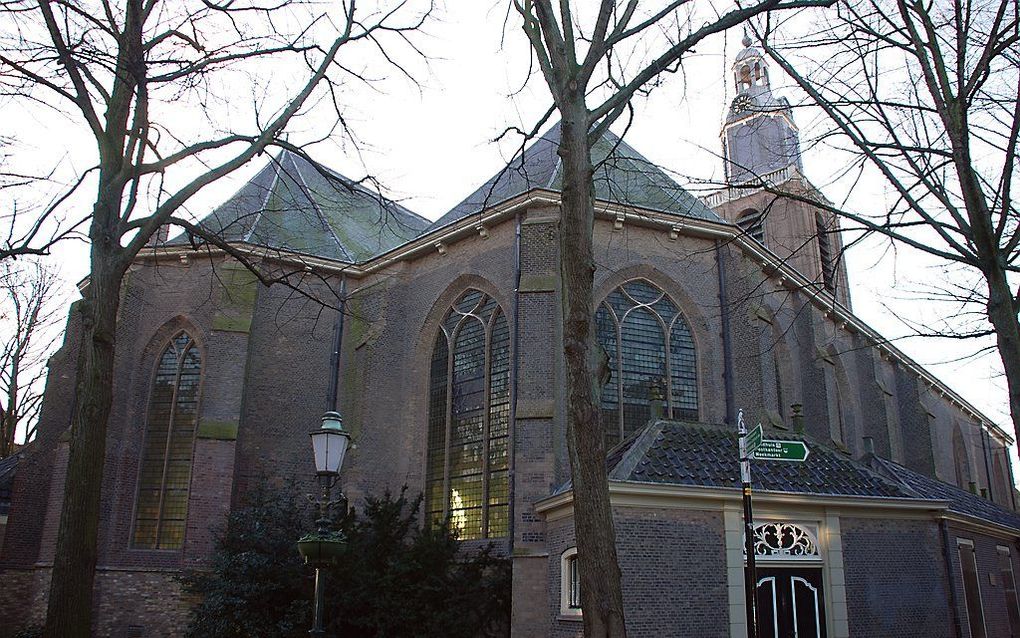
(998, 545, 1020, 636)
(957, 538, 988, 638)
(560, 547, 582, 619)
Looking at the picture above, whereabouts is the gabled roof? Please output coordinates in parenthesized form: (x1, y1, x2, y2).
(581, 418, 1020, 532)
(169, 151, 430, 263)
(868, 455, 1020, 531)
(427, 122, 725, 231)
(605, 420, 912, 499)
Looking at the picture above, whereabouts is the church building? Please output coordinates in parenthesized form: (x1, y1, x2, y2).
(3, 38, 1020, 638)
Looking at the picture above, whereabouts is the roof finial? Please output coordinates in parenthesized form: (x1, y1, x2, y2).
(742, 27, 753, 48)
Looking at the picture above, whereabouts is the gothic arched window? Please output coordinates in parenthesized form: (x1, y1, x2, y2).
(596, 279, 698, 445)
(133, 332, 202, 549)
(426, 290, 510, 540)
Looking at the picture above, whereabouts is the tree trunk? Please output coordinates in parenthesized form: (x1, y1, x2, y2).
(44, 246, 123, 638)
(558, 107, 628, 638)
(984, 267, 1020, 452)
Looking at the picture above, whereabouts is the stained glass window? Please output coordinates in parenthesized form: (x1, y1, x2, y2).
(132, 332, 202, 550)
(596, 279, 698, 446)
(426, 290, 510, 540)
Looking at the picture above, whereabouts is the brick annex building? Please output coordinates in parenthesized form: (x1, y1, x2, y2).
(3, 39, 1020, 638)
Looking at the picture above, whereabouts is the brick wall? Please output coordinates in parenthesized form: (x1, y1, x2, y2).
(947, 524, 1020, 638)
(545, 506, 728, 638)
(841, 516, 953, 637)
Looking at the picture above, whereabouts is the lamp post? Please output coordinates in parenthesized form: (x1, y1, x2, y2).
(298, 411, 351, 637)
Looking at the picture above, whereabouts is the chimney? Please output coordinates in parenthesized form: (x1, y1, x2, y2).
(969, 481, 978, 494)
(862, 436, 875, 455)
(791, 403, 804, 434)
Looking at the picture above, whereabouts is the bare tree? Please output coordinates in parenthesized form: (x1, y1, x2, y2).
(0, 260, 62, 458)
(508, 2, 832, 635)
(0, 1, 432, 635)
(754, 0, 1020, 437)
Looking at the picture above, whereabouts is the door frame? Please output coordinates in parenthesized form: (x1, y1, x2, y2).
(724, 509, 849, 638)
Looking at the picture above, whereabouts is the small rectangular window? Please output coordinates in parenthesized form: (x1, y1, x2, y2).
(568, 555, 581, 609)
(959, 539, 987, 638)
(998, 546, 1020, 636)
(560, 549, 582, 618)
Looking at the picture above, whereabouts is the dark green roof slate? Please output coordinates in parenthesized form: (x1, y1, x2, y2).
(869, 455, 1020, 531)
(606, 420, 913, 499)
(170, 151, 430, 262)
(428, 122, 725, 231)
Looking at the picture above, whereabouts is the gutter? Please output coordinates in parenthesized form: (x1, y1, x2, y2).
(716, 240, 736, 425)
(940, 518, 964, 638)
(326, 275, 346, 413)
(534, 480, 950, 516)
(507, 212, 522, 550)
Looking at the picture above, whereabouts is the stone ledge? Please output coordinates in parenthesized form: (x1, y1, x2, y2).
(196, 419, 238, 440)
(516, 400, 556, 419)
(519, 275, 557, 292)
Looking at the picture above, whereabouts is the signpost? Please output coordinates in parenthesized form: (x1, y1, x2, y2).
(737, 410, 810, 638)
(751, 439, 809, 462)
(737, 412, 759, 638)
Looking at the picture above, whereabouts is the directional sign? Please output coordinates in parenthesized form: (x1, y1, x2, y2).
(745, 423, 763, 455)
(751, 439, 810, 462)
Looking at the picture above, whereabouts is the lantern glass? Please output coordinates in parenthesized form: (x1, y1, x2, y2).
(310, 412, 350, 475)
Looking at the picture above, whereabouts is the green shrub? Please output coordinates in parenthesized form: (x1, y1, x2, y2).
(181, 485, 511, 638)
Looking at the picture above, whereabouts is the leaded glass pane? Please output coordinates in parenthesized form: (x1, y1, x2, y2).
(596, 280, 699, 440)
(669, 316, 698, 419)
(596, 305, 620, 447)
(132, 332, 202, 550)
(425, 334, 448, 523)
(619, 307, 666, 438)
(425, 290, 510, 540)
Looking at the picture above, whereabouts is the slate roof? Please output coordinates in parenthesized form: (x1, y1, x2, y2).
(606, 420, 913, 498)
(169, 151, 430, 263)
(428, 122, 725, 231)
(868, 455, 1020, 531)
(560, 419, 1020, 532)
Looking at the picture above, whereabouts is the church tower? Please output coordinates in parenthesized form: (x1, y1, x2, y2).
(708, 33, 851, 307)
(722, 33, 803, 183)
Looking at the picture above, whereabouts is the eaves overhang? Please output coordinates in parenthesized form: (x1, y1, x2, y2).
(534, 480, 950, 519)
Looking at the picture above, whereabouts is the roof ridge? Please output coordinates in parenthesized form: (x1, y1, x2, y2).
(609, 419, 667, 480)
(288, 152, 354, 262)
(316, 161, 431, 226)
(243, 158, 281, 243)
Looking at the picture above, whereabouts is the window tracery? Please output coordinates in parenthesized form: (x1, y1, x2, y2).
(426, 289, 510, 540)
(133, 332, 202, 550)
(595, 279, 698, 445)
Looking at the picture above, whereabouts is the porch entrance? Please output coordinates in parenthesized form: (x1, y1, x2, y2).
(755, 567, 827, 638)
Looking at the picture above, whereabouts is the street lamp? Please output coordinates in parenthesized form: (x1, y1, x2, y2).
(298, 411, 352, 637)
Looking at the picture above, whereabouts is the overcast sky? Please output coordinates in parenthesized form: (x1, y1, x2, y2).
(3, 2, 1010, 452)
